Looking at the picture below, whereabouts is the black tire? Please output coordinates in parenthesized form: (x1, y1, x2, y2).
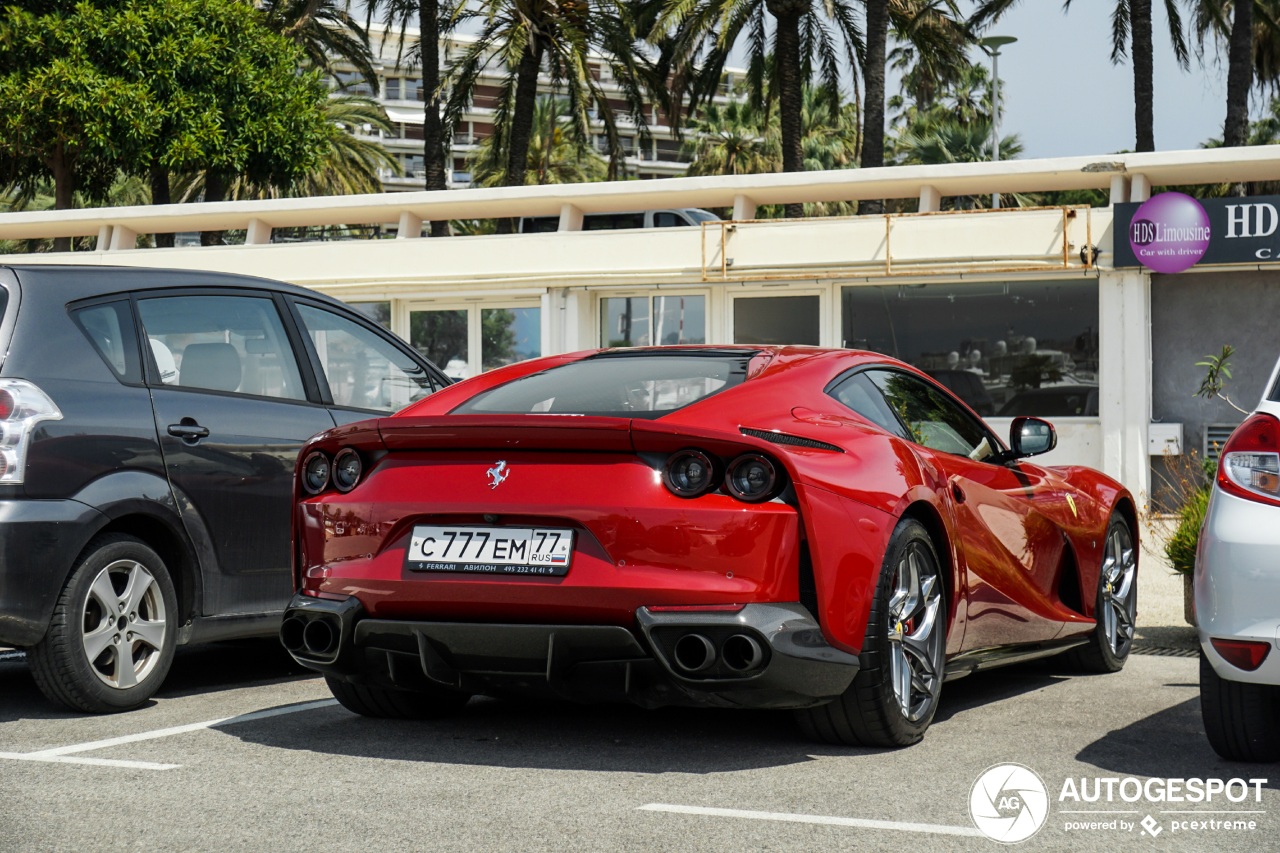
(325, 676, 471, 720)
(1200, 653, 1280, 762)
(1067, 513, 1136, 673)
(27, 534, 178, 713)
(795, 518, 946, 747)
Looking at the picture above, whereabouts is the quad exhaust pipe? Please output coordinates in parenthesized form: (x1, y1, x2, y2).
(670, 631, 765, 675)
(672, 633, 716, 673)
(721, 634, 764, 673)
(280, 614, 341, 658)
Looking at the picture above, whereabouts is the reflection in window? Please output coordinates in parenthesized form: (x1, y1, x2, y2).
(348, 301, 391, 330)
(601, 296, 705, 347)
(296, 305, 437, 413)
(410, 309, 468, 380)
(482, 307, 541, 371)
(841, 281, 1099, 418)
(865, 370, 992, 460)
(734, 295, 820, 345)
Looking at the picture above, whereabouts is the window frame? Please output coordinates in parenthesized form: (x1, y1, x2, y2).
(131, 288, 323, 405)
(827, 364, 1007, 461)
(286, 296, 448, 411)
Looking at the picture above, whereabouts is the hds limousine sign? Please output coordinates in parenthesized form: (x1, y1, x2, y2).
(1115, 192, 1280, 271)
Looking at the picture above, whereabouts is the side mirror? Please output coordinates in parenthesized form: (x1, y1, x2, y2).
(1010, 416, 1057, 458)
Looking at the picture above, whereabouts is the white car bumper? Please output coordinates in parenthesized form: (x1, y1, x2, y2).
(1195, 487, 1280, 686)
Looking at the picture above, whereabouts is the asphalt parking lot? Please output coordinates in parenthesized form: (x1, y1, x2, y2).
(1, 634, 1274, 853)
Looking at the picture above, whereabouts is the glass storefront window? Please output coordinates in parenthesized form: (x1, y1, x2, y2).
(840, 280, 1099, 418)
(410, 309, 468, 379)
(734, 295, 820, 345)
(482, 307, 542, 371)
(348, 301, 391, 330)
(601, 295, 705, 347)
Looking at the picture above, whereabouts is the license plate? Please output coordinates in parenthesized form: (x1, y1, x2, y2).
(405, 525, 575, 576)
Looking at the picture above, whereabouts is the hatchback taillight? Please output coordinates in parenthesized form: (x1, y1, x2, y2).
(1218, 413, 1280, 506)
(0, 380, 62, 485)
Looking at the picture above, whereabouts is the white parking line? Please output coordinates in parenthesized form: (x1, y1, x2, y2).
(0, 650, 25, 663)
(0, 698, 337, 771)
(638, 804, 985, 838)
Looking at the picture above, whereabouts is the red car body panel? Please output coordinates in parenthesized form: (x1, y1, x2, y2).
(288, 346, 1136, 705)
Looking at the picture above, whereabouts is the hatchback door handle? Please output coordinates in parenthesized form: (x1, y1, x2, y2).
(168, 422, 210, 441)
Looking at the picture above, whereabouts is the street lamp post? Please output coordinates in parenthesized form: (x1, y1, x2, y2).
(979, 35, 1017, 209)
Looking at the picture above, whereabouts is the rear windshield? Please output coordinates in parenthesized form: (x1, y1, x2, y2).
(452, 352, 754, 418)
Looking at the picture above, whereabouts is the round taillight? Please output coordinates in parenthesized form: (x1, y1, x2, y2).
(332, 449, 362, 492)
(724, 454, 778, 502)
(0, 389, 14, 420)
(663, 449, 716, 498)
(301, 452, 331, 495)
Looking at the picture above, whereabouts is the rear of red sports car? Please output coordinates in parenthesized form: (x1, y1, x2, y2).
(281, 347, 894, 713)
(280, 345, 1135, 743)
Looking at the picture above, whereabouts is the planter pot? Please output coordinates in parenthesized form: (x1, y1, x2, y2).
(1183, 572, 1196, 627)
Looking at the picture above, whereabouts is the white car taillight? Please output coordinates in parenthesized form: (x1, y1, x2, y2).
(1218, 412, 1280, 505)
(0, 379, 62, 484)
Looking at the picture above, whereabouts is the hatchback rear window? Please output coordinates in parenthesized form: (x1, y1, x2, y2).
(453, 351, 754, 418)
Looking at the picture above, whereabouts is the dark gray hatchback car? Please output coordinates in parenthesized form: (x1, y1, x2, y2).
(0, 265, 447, 712)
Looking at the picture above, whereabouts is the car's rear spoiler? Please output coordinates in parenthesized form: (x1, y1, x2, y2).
(377, 415, 635, 452)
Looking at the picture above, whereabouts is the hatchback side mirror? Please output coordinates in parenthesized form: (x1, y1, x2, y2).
(1010, 416, 1057, 458)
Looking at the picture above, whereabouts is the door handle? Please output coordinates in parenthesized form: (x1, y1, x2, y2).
(168, 422, 210, 442)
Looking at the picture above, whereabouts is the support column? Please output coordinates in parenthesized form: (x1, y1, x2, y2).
(246, 218, 272, 245)
(732, 194, 757, 221)
(108, 225, 136, 251)
(397, 212, 423, 238)
(96, 225, 112, 251)
(1098, 268, 1152, 499)
(1109, 175, 1129, 205)
(919, 185, 942, 213)
(1130, 173, 1151, 203)
(558, 204, 583, 232)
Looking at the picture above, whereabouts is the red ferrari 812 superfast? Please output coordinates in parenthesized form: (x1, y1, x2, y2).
(281, 346, 1137, 746)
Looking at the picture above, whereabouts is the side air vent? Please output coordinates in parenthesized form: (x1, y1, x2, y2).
(740, 427, 844, 453)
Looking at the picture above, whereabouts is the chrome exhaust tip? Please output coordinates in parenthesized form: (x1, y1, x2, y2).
(672, 633, 717, 673)
(722, 633, 764, 672)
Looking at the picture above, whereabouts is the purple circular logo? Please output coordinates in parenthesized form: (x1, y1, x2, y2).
(1128, 192, 1211, 273)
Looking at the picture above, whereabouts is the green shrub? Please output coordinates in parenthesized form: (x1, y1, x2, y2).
(1165, 483, 1210, 575)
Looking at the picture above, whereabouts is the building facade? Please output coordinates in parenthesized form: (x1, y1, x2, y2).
(4, 147, 1280, 505)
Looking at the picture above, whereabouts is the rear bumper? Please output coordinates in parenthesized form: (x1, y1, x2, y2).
(281, 595, 859, 710)
(0, 499, 105, 646)
(1195, 487, 1280, 686)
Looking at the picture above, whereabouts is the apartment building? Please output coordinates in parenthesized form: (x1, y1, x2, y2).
(331, 27, 740, 191)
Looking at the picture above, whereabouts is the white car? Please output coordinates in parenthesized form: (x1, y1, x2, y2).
(1195, 359, 1280, 762)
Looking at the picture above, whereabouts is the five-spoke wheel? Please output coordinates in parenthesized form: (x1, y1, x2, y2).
(1068, 513, 1137, 673)
(796, 518, 946, 747)
(28, 535, 178, 713)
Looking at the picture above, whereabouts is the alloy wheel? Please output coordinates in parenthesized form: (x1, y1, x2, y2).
(80, 559, 168, 690)
(886, 543, 944, 723)
(1100, 524, 1137, 658)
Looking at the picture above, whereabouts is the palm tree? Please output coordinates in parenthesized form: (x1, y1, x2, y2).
(1189, 1, 1280, 149)
(682, 100, 778, 176)
(259, 0, 379, 86)
(971, 0, 1188, 153)
(367, 0, 460, 236)
(895, 117, 1027, 207)
(445, 0, 655, 232)
(469, 97, 608, 186)
(656, 0, 967, 218)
